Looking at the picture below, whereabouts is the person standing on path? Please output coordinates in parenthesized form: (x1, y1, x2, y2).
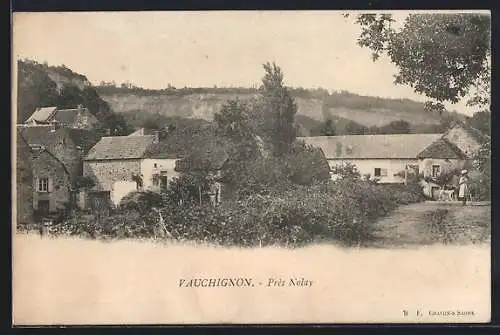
(458, 169, 470, 206)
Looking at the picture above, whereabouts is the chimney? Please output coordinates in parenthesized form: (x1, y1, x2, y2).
(153, 130, 160, 144)
(77, 104, 83, 109)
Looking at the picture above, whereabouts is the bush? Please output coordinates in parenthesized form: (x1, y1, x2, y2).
(43, 179, 424, 248)
(330, 162, 361, 180)
(119, 190, 163, 214)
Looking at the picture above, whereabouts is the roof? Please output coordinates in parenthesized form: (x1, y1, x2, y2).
(18, 125, 101, 154)
(25, 107, 58, 123)
(85, 135, 156, 160)
(298, 134, 444, 159)
(25, 106, 94, 125)
(129, 128, 159, 136)
(417, 138, 465, 159)
(31, 148, 70, 176)
(175, 139, 232, 172)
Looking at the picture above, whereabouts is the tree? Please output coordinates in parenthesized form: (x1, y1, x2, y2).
(258, 62, 298, 156)
(343, 121, 367, 135)
(319, 118, 336, 136)
(380, 119, 411, 134)
(353, 13, 491, 109)
(467, 110, 491, 136)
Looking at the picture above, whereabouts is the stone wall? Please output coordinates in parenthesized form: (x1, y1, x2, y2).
(48, 131, 82, 180)
(32, 150, 70, 213)
(84, 159, 142, 191)
(419, 158, 464, 179)
(16, 138, 34, 224)
(83, 159, 142, 205)
(443, 126, 482, 158)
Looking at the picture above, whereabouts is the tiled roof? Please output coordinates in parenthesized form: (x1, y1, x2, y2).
(417, 139, 465, 159)
(18, 125, 58, 145)
(25, 106, 93, 125)
(52, 108, 85, 125)
(85, 135, 156, 160)
(25, 107, 58, 123)
(18, 125, 101, 154)
(298, 134, 444, 159)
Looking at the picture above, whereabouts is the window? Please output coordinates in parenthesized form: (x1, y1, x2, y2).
(38, 177, 49, 192)
(374, 168, 388, 177)
(432, 165, 441, 178)
(153, 163, 157, 168)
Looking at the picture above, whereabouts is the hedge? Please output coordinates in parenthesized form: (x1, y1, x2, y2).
(39, 180, 425, 248)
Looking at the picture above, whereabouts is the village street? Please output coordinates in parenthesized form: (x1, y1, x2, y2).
(368, 201, 491, 248)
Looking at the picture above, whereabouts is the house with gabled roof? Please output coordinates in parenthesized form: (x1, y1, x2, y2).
(82, 124, 239, 208)
(298, 129, 471, 184)
(17, 123, 102, 215)
(83, 131, 182, 208)
(24, 105, 99, 130)
(18, 124, 102, 182)
(30, 145, 71, 216)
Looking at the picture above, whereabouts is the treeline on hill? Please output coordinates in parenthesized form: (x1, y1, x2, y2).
(17, 59, 132, 135)
(96, 83, 464, 119)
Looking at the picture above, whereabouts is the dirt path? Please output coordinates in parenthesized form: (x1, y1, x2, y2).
(368, 201, 491, 248)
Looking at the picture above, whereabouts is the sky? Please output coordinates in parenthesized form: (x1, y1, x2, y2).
(12, 10, 490, 116)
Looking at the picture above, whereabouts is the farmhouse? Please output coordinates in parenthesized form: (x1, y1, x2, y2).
(298, 123, 483, 184)
(23, 105, 99, 130)
(83, 131, 181, 209)
(30, 145, 71, 215)
(18, 124, 101, 183)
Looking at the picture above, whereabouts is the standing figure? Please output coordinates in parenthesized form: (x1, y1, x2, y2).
(458, 170, 469, 206)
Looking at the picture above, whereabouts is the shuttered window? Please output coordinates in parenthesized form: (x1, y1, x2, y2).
(374, 168, 388, 177)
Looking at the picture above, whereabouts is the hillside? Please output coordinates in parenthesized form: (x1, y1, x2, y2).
(16, 60, 132, 135)
(17, 59, 466, 137)
(96, 85, 463, 130)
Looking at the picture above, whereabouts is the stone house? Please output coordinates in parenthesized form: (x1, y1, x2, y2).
(23, 105, 99, 130)
(17, 124, 102, 214)
(15, 133, 34, 226)
(30, 146, 71, 215)
(298, 124, 481, 184)
(18, 124, 101, 183)
(83, 131, 181, 209)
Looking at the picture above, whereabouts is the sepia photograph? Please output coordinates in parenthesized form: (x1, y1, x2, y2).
(12, 10, 491, 325)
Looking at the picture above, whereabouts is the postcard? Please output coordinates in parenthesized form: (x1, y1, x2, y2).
(12, 10, 491, 325)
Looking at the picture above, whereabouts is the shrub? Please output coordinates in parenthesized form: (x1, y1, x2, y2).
(330, 162, 361, 180)
(43, 180, 424, 248)
(119, 190, 163, 214)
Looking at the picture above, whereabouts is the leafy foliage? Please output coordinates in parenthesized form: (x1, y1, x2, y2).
(257, 62, 298, 156)
(354, 13, 491, 106)
(72, 176, 95, 190)
(17, 59, 133, 135)
(119, 191, 164, 214)
(44, 180, 424, 247)
(330, 162, 361, 180)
